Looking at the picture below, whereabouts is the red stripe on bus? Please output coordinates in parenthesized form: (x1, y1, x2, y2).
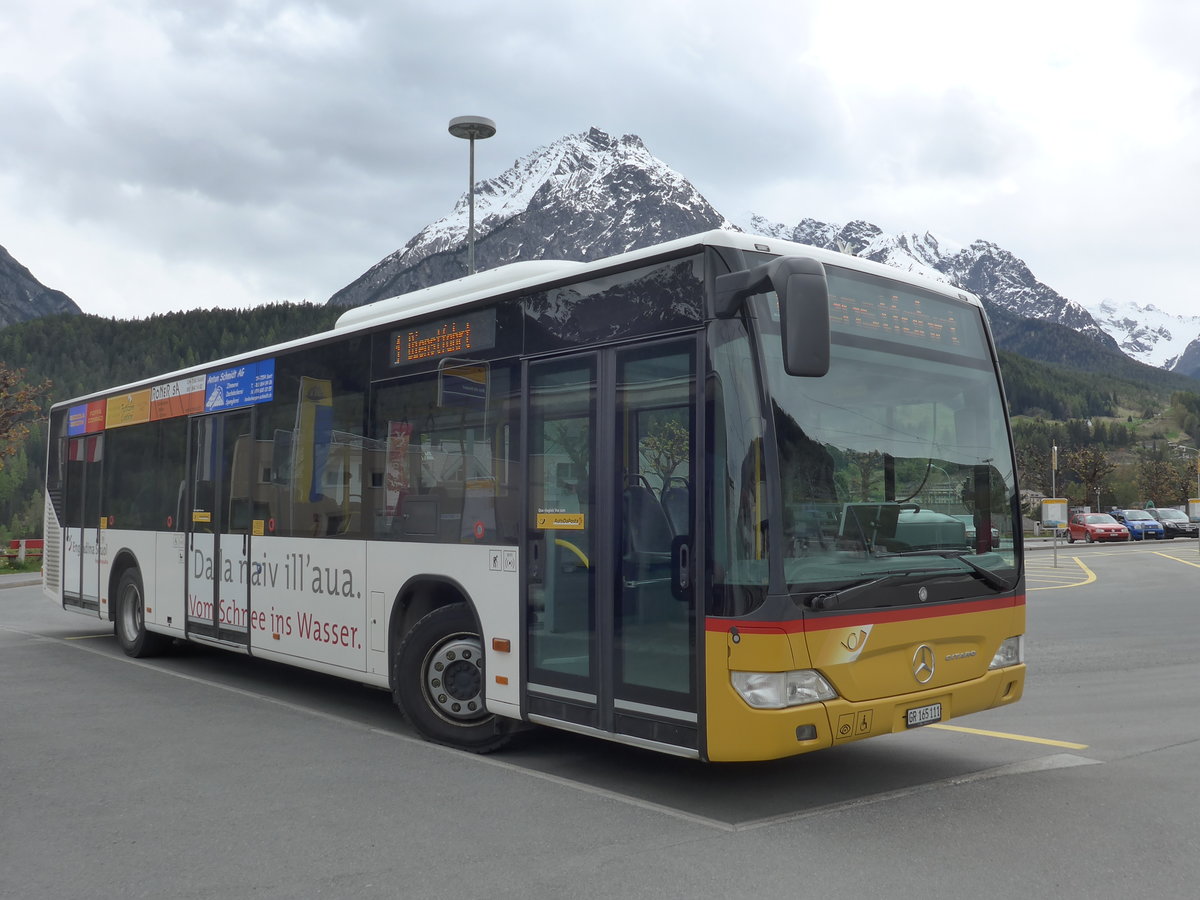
(706, 594, 1025, 634)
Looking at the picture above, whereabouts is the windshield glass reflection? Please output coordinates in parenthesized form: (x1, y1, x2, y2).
(755, 267, 1020, 601)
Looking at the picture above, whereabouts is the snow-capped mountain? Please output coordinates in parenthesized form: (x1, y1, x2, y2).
(328, 128, 734, 308)
(1084, 299, 1200, 372)
(747, 215, 1119, 350)
(330, 125, 1196, 377)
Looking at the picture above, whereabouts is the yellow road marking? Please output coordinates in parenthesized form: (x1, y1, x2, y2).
(64, 633, 111, 640)
(1027, 557, 1096, 590)
(929, 723, 1089, 749)
(1152, 551, 1200, 569)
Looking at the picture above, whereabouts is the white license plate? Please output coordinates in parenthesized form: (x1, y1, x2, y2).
(906, 702, 942, 727)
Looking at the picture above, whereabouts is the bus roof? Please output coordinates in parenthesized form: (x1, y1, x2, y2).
(50, 229, 982, 410)
(335, 229, 982, 331)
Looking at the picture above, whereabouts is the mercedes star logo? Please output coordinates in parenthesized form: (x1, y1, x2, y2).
(912, 644, 936, 684)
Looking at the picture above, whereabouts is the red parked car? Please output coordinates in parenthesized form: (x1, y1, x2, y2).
(1066, 512, 1130, 543)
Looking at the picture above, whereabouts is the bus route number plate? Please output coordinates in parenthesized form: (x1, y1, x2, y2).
(906, 703, 942, 728)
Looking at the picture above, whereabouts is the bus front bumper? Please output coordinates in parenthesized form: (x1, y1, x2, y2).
(704, 664, 1026, 762)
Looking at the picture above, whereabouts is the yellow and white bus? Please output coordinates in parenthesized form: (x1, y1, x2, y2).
(43, 230, 1024, 761)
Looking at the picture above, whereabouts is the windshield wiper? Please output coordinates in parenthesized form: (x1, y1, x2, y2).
(879, 549, 1011, 591)
(806, 570, 939, 610)
(804, 552, 1013, 610)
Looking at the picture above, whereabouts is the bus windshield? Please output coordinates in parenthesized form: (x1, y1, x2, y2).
(754, 266, 1019, 604)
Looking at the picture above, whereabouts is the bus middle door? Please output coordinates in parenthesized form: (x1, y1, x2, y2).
(185, 411, 253, 645)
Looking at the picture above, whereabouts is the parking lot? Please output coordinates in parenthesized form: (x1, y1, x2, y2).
(3, 541, 1198, 899)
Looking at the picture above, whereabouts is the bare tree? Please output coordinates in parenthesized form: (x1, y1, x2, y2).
(0, 364, 51, 472)
(1065, 446, 1115, 508)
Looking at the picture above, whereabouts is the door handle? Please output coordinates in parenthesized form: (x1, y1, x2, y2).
(671, 536, 691, 599)
(529, 539, 542, 583)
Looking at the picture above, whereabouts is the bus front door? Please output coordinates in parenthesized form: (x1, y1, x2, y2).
(525, 338, 699, 755)
(185, 411, 253, 645)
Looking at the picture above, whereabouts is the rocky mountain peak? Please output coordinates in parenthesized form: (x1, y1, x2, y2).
(328, 127, 732, 308)
(324, 117, 1196, 369)
(1085, 298, 1200, 373)
(0, 244, 82, 328)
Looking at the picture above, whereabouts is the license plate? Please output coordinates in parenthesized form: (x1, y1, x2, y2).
(906, 703, 942, 727)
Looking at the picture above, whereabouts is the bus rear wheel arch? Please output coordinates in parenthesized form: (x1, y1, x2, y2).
(392, 602, 514, 753)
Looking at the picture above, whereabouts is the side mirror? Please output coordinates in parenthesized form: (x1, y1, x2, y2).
(712, 257, 830, 377)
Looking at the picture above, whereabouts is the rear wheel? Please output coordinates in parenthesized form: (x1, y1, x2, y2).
(1066, 530, 1075, 544)
(114, 568, 171, 658)
(392, 603, 514, 753)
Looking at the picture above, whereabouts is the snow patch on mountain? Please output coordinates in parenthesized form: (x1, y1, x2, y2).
(330, 126, 1173, 368)
(745, 216, 1116, 348)
(1084, 299, 1200, 371)
(329, 128, 734, 307)
(407, 129, 729, 262)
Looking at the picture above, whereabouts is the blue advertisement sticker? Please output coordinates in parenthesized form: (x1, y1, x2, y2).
(204, 359, 275, 412)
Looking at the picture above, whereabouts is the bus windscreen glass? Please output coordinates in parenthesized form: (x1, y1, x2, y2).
(754, 266, 1019, 607)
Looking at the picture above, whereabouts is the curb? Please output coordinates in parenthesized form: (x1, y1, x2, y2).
(0, 574, 42, 590)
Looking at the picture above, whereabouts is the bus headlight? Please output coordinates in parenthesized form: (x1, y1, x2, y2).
(989, 635, 1024, 669)
(731, 670, 838, 709)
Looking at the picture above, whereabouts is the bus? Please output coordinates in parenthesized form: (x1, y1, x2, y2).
(43, 230, 1025, 761)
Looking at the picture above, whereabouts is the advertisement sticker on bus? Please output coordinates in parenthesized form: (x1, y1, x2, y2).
(68, 399, 107, 436)
(150, 374, 206, 420)
(204, 359, 276, 411)
(105, 390, 151, 429)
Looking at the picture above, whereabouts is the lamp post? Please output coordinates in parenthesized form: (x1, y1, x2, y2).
(1168, 443, 1200, 555)
(448, 115, 496, 275)
(1051, 444, 1057, 501)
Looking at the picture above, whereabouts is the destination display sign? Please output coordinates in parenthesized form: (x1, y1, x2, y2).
(821, 268, 988, 359)
(390, 310, 496, 367)
(830, 292, 965, 349)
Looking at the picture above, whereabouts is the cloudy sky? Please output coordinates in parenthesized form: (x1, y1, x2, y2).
(3, 0, 1199, 320)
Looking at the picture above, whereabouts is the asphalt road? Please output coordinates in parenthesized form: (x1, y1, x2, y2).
(2, 541, 1197, 899)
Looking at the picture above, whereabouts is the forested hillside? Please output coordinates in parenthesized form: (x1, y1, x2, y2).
(0, 303, 338, 541)
(0, 304, 338, 407)
(987, 302, 1200, 399)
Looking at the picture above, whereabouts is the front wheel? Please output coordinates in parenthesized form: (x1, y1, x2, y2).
(392, 603, 514, 753)
(114, 567, 171, 658)
(1085, 532, 1094, 543)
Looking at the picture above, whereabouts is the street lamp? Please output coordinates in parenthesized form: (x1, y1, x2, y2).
(1168, 443, 1200, 555)
(1170, 442, 1200, 507)
(448, 115, 496, 275)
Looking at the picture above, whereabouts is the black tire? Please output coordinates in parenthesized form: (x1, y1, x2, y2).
(114, 567, 171, 658)
(392, 603, 514, 753)
(1066, 531, 1075, 544)
(1085, 532, 1094, 543)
